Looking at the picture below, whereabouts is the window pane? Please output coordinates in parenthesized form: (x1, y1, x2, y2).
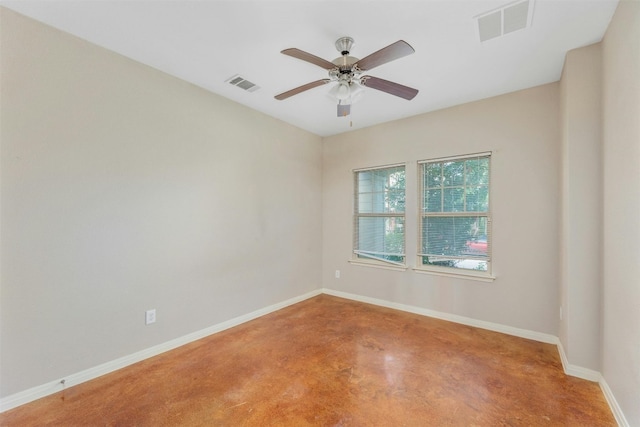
(443, 187, 464, 212)
(466, 157, 489, 186)
(465, 158, 479, 185)
(465, 216, 489, 255)
(423, 216, 456, 256)
(356, 166, 405, 214)
(387, 188, 405, 213)
(387, 168, 405, 213)
(421, 215, 488, 271)
(426, 163, 441, 188)
(358, 170, 373, 189)
(465, 185, 489, 212)
(443, 161, 465, 186)
(421, 256, 488, 271)
(357, 216, 405, 263)
(358, 193, 372, 214)
(425, 188, 442, 212)
(422, 216, 488, 256)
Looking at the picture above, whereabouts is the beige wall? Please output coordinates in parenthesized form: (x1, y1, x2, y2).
(2, 1, 639, 422)
(0, 8, 322, 397)
(559, 44, 602, 371)
(322, 83, 561, 335)
(602, 1, 640, 425)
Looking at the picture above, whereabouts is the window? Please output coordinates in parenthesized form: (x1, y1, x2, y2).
(353, 164, 406, 267)
(418, 153, 491, 275)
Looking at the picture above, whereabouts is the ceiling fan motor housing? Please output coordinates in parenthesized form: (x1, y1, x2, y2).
(332, 56, 359, 73)
(333, 37, 359, 77)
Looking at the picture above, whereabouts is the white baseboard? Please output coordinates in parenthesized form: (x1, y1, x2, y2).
(599, 377, 630, 427)
(0, 289, 322, 413)
(555, 340, 601, 382)
(322, 288, 558, 344)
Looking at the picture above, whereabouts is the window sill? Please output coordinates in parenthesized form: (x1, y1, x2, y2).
(413, 266, 495, 282)
(349, 259, 408, 272)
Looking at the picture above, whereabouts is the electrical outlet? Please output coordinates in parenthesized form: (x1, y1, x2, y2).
(335, 270, 340, 279)
(145, 309, 156, 325)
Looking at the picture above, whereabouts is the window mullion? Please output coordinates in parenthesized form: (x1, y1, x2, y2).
(356, 212, 405, 218)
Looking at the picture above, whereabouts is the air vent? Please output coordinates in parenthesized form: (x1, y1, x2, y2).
(476, 0, 534, 42)
(225, 74, 260, 92)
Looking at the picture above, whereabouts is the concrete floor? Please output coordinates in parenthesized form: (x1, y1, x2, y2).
(0, 294, 616, 426)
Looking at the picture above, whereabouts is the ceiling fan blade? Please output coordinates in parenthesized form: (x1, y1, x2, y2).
(361, 76, 419, 100)
(281, 48, 337, 70)
(355, 40, 415, 71)
(274, 79, 331, 100)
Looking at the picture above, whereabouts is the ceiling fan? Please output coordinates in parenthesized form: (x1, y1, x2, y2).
(274, 37, 419, 117)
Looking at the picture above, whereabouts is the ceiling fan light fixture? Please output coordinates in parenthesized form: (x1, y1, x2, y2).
(327, 83, 342, 99)
(349, 82, 364, 103)
(335, 82, 351, 100)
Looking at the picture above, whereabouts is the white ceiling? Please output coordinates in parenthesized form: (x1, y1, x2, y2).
(1, 0, 619, 137)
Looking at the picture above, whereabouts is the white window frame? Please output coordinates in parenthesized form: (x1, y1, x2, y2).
(351, 163, 407, 271)
(415, 153, 494, 281)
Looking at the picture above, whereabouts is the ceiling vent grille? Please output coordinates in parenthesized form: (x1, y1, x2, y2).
(477, 0, 534, 42)
(225, 74, 260, 92)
